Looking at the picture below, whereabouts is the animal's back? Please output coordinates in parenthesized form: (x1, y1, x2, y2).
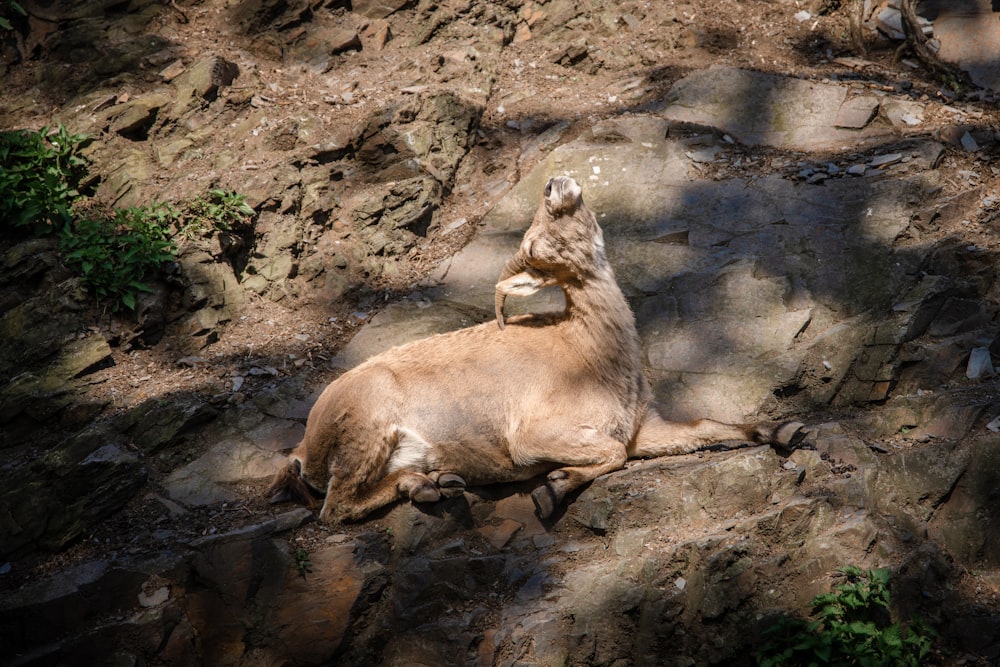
(302, 311, 637, 479)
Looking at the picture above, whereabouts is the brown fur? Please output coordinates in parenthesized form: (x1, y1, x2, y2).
(268, 176, 805, 522)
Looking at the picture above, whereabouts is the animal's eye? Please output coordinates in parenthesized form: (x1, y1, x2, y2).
(544, 179, 553, 197)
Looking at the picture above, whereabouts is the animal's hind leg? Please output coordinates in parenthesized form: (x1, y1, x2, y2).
(319, 469, 441, 523)
(428, 470, 467, 498)
(629, 404, 808, 458)
(518, 428, 628, 519)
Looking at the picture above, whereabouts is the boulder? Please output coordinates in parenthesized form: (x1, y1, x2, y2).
(0, 422, 147, 558)
(656, 67, 897, 151)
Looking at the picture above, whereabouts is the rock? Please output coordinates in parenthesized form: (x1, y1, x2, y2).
(98, 150, 155, 207)
(176, 243, 247, 335)
(162, 418, 298, 507)
(360, 19, 391, 49)
(834, 95, 879, 129)
(869, 152, 903, 168)
(966, 347, 995, 379)
(0, 331, 112, 439)
(351, 0, 410, 19)
(0, 423, 147, 557)
(159, 58, 185, 81)
(170, 56, 239, 117)
(927, 0, 1000, 92)
(354, 91, 481, 182)
(476, 519, 522, 549)
(118, 397, 218, 455)
(350, 176, 443, 257)
(928, 297, 990, 337)
(288, 24, 362, 69)
(155, 138, 193, 167)
(960, 131, 979, 152)
(106, 93, 171, 140)
(552, 42, 589, 67)
(876, 7, 906, 39)
(331, 299, 488, 369)
(658, 67, 897, 151)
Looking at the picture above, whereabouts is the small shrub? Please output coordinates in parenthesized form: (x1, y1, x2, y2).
(0, 124, 89, 233)
(179, 188, 255, 238)
(294, 548, 313, 579)
(60, 203, 177, 311)
(756, 566, 935, 667)
(56, 188, 257, 310)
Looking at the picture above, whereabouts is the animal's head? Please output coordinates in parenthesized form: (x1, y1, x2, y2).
(267, 450, 326, 508)
(494, 176, 607, 327)
(520, 176, 605, 280)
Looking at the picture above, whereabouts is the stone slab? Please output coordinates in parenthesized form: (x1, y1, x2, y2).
(655, 66, 897, 150)
(835, 95, 880, 129)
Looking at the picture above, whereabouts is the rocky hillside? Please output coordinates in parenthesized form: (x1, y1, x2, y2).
(2, 0, 1000, 665)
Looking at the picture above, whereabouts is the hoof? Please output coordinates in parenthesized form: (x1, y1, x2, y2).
(531, 484, 559, 519)
(434, 472, 467, 489)
(269, 489, 292, 505)
(438, 472, 467, 498)
(410, 483, 441, 504)
(770, 421, 808, 455)
(775, 421, 807, 446)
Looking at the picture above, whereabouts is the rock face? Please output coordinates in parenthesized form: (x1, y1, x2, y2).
(2, 0, 1000, 665)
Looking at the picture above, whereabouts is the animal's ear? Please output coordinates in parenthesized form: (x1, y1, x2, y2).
(496, 270, 555, 297)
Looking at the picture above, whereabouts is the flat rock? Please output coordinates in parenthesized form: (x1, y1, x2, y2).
(351, 0, 410, 19)
(834, 95, 879, 129)
(656, 67, 897, 151)
(163, 422, 294, 507)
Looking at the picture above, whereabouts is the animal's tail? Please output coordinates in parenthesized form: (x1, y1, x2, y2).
(266, 459, 323, 507)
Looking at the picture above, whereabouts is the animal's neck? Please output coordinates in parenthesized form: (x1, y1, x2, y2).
(563, 260, 644, 393)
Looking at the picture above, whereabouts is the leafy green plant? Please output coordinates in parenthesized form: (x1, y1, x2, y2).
(60, 203, 177, 311)
(180, 188, 255, 238)
(0, 124, 89, 233)
(294, 548, 313, 580)
(2, 125, 257, 311)
(756, 566, 935, 667)
(0, 1, 26, 31)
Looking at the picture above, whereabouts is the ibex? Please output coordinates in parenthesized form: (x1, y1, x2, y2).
(268, 176, 805, 522)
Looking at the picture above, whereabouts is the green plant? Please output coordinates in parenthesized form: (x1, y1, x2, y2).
(0, 124, 89, 233)
(0, 1, 26, 31)
(60, 203, 177, 311)
(180, 188, 255, 238)
(294, 548, 313, 579)
(756, 566, 935, 667)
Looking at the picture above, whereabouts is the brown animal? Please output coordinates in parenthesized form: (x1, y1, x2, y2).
(268, 176, 805, 522)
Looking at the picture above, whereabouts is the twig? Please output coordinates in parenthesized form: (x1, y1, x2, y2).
(898, 0, 971, 89)
(167, 0, 189, 24)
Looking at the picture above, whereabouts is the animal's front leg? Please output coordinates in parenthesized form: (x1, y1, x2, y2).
(320, 470, 442, 523)
(517, 429, 628, 519)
